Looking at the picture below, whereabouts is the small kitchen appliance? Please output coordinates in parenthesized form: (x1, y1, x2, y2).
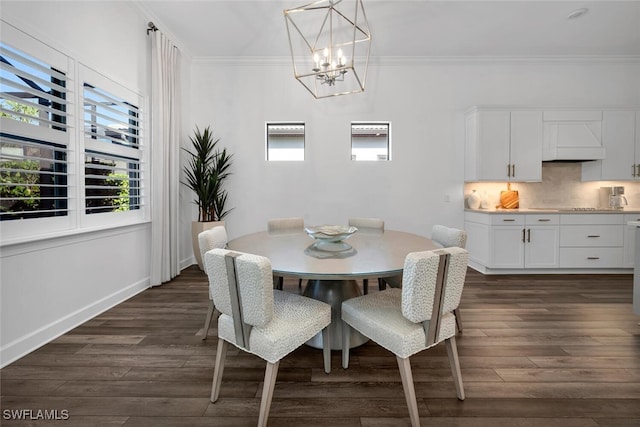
(599, 186, 628, 210)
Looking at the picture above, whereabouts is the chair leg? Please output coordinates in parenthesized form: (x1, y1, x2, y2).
(341, 321, 352, 369)
(453, 308, 463, 333)
(210, 338, 229, 403)
(258, 361, 280, 427)
(445, 336, 465, 401)
(378, 278, 386, 291)
(362, 279, 369, 294)
(202, 300, 215, 340)
(396, 356, 421, 427)
(322, 325, 331, 373)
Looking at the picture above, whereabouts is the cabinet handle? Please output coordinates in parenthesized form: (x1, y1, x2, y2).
(633, 164, 637, 178)
(527, 228, 531, 243)
(587, 257, 600, 260)
(537, 219, 551, 222)
(507, 164, 511, 177)
(503, 219, 516, 222)
(587, 235, 600, 238)
(637, 164, 640, 177)
(512, 164, 515, 177)
(522, 228, 526, 243)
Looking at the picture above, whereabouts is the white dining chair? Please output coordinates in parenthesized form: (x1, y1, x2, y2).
(205, 248, 331, 427)
(431, 225, 467, 333)
(379, 224, 467, 334)
(341, 247, 469, 427)
(348, 217, 385, 294)
(268, 217, 305, 291)
(198, 225, 228, 340)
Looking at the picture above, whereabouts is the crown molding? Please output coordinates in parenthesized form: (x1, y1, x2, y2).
(192, 55, 640, 66)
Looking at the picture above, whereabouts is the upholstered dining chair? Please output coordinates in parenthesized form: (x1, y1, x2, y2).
(348, 217, 385, 294)
(205, 248, 331, 427)
(341, 247, 469, 427)
(198, 225, 228, 340)
(431, 225, 467, 333)
(380, 224, 467, 334)
(268, 217, 305, 291)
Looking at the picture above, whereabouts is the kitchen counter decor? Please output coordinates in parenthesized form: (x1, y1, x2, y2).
(499, 183, 519, 209)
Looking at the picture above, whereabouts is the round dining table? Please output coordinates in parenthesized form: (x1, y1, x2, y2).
(228, 228, 438, 350)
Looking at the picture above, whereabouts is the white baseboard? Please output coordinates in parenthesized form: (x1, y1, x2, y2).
(0, 277, 150, 368)
(180, 255, 196, 271)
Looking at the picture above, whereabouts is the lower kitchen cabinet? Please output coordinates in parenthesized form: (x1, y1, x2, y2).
(465, 211, 631, 273)
(624, 213, 640, 268)
(559, 214, 624, 268)
(466, 212, 559, 270)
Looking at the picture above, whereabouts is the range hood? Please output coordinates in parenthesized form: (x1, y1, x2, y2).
(541, 111, 605, 161)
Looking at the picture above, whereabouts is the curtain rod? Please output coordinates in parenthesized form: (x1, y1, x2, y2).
(147, 22, 158, 35)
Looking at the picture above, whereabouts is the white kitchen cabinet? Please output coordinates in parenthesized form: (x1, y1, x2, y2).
(465, 212, 558, 269)
(525, 222, 560, 268)
(624, 213, 640, 268)
(559, 214, 624, 269)
(465, 211, 632, 273)
(582, 110, 638, 181)
(465, 108, 542, 182)
(491, 225, 526, 268)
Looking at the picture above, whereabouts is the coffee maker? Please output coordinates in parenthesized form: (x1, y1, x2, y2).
(599, 186, 628, 210)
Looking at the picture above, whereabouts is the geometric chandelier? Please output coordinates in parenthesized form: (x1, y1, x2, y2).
(284, 0, 371, 99)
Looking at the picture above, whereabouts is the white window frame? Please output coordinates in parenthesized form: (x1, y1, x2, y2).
(350, 121, 391, 161)
(79, 65, 146, 229)
(0, 22, 75, 243)
(0, 22, 148, 246)
(265, 122, 305, 161)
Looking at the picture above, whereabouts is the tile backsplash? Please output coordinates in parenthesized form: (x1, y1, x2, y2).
(464, 162, 640, 210)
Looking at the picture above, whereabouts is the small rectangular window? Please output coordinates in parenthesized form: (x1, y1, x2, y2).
(351, 122, 390, 161)
(266, 122, 305, 161)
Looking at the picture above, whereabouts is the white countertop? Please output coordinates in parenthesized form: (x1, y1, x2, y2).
(465, 208, 640, 214)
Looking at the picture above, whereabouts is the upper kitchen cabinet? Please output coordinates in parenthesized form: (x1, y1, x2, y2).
(465, 108, 543, 182)
(542, 110, 605, 161)
(582, 110, 639, 181)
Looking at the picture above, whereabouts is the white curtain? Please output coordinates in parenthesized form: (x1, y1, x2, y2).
(150, 31, 180, 285)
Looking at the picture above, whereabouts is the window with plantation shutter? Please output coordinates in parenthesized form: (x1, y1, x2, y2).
(0, 24, 147, 243)
(0, 32, 70, 223)
(81, 69, 142, 217)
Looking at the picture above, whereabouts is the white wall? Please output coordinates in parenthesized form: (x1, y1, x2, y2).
(189, 59, 640, 240)
(0, 1, 161, 367)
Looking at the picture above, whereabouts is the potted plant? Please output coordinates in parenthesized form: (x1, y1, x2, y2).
(183, 125, 233, 269)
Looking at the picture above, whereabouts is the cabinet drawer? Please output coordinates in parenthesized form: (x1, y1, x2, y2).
(560, 225, 623, 247)
(559, 248, 623, 268)
(490, 215, 524, 226)
(560, 214, 623, 225)
(526, 214, 559, 225)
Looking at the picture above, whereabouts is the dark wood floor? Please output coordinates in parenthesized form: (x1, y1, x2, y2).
(2, 267, 639, 426)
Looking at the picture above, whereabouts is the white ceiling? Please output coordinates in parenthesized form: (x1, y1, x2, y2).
(137, 0, 640, 60)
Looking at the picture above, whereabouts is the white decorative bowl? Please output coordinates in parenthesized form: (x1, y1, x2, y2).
(304, 225, 358, 243)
